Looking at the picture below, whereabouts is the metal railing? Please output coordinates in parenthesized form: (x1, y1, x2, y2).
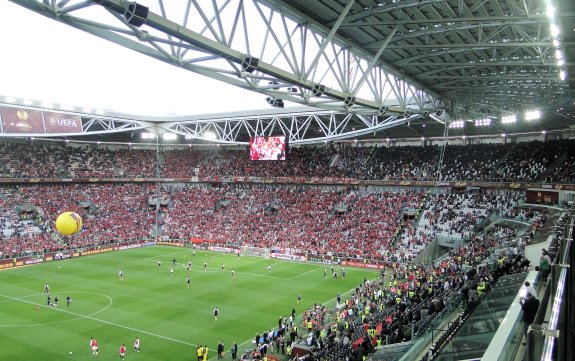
(540, 205, 573, 361)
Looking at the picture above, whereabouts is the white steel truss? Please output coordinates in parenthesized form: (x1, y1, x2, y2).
(9, 0, 445, 118)
(164, 111, 422, 145)
(0, 99, 422, 144)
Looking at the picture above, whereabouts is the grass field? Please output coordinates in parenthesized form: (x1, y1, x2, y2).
(0, 246, 379, 361)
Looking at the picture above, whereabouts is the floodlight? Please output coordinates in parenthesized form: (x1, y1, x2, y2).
(162, 133, 177, 140)
(448, 120, 464, 129)
(550, 23, 560, 37)
(525, 110, 541, 121)
(204, 132, 217, 140)
(501, 114, 517, 124)
(141, 132, 156, 139)
(474, 118, 491, 127)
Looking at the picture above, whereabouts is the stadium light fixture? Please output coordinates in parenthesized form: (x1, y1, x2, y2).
(559, 70, 566, 81)
(550, 23, 560, 37)
(555, 50, 563, 60)
(546, 4, 555, 17)
(141, 132, 156, 140)
(448, 120, 464, 128)
(474, 118, 491, 127)
(265, 96, 284, 108)
(162, 133, 177, 141)
(204, 131, 217, 140)
(525, 110, 541, 121)
(184, 135, 193, 140)
(553, 39, 559, 47)
(501, 114, 517, 124)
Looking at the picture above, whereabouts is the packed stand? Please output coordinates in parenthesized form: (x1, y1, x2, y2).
(163, 185, 423, 259)
(278, 218, 538, 361)
(437, 143, 513, 181)
(363, 146, 440, 181)
(1, 140, 575, 183)
(0, 184, 156, 258)
(492, 140, 571, 182)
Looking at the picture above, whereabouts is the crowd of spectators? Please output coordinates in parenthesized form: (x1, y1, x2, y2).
(163, 185, 425, 259)
(277, 207, 543, 361)
(0, 184, 156, 258)
(0, 182, 531, 265)
(0, 139, 558, 361)
(1, 139, 575, 183)
(0, 143, 157, 178)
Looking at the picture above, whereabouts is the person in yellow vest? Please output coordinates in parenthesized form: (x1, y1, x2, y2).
(196, 345, 203, 361)
(203, 346, 208, 361)
(477, 279, 486, 296)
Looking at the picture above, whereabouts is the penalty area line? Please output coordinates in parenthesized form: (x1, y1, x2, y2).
(0, 294, 198, 348)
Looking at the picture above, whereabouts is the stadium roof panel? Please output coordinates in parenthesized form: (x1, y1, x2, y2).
(2, 0, 574, 143)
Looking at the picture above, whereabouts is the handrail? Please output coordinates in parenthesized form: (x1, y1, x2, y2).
(540, 209, 573, 361)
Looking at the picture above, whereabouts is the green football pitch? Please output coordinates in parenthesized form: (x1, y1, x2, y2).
(0, 246, 378, 361)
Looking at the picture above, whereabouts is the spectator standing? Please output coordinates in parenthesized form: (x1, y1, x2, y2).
(230, 342, 238, 360)
(519, 293, 540, 338)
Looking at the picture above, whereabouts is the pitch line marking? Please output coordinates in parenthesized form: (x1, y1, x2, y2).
(0, 292, 113, 327)
(0, 294, 198, 348)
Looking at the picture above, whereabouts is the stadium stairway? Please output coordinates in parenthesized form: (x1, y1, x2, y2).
(430, 272, 527, 361)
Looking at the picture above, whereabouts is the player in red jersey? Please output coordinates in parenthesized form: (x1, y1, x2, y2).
(90, 337, 99, 355)
(119, 344, 126, 360)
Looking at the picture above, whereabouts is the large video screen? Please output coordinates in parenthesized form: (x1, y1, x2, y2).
(250, 136, 287, 160)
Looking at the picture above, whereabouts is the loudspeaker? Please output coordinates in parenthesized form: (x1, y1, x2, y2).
(124, 2, 148, 27)
(241, 56, 259, 73)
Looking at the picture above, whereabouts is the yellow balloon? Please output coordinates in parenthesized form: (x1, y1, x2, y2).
(55, 212, 83, 236)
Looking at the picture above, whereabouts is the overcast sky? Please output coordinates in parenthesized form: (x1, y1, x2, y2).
(0, 1, 282, 116)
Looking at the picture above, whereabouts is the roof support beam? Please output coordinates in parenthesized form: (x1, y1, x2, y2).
(304, 0, 355, 80)
(328, 0, 446, 26)
(340, 15, 567, 27)
(351, 27, 397, 95)
(367, 19, 542, 46)
(375, 42, 575, 50)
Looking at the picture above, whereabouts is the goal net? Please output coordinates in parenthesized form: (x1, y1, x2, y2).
(240, 246, 270, 259)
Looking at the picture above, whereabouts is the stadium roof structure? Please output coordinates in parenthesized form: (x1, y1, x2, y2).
(2, 0, 574, 144)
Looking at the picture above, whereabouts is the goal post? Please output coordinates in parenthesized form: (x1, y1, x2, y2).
(240, 246, 271, 259)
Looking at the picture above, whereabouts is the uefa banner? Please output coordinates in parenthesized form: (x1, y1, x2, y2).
(0, 105, 82, 134)
(0, 107, 45, 133)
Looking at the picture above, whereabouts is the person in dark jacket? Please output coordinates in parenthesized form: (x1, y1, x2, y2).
(520, 293, 540, 337)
